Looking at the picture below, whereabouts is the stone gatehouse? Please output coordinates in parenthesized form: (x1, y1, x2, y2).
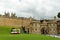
(20, 16, 60, 35)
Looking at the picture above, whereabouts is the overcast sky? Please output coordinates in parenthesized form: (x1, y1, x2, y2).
(0, 0, 60, 19)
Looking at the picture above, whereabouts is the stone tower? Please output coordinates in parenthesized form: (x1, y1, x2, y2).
(49, 16, 57, 35)
(53, 16, 57, 34)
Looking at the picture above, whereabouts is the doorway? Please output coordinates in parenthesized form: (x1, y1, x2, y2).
(41, 27, 48, 34)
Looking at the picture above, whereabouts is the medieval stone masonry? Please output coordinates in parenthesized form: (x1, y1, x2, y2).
(0, 12, 60, 35)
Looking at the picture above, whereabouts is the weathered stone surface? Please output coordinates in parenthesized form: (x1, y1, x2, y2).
(0, 13, 60, 35)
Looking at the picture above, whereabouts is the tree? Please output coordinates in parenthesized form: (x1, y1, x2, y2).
(57, 12, 60, 18)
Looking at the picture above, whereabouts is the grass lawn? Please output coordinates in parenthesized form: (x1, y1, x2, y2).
(0, 26, 60, 40)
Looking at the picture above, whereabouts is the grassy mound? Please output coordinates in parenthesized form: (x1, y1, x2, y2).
(0, 26, 60, 40)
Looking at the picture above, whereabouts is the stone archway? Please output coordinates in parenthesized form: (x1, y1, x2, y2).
(41, 27, 48, 34)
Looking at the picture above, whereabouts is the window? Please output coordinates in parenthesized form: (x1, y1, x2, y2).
(35, 23, 37, 26)
(35, 28, 37, 31)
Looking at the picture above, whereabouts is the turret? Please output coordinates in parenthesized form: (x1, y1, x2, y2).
(29, 17, 32, 22)
(54, 16, 57, 23)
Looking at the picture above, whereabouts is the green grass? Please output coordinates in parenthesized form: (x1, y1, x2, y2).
(0, 26, 60, 40)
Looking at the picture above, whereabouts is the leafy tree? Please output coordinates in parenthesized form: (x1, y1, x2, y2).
(57, 12, 60, 18)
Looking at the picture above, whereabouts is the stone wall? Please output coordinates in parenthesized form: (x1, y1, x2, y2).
(0, 13, 59, 35)
(0, 17, 31, 27)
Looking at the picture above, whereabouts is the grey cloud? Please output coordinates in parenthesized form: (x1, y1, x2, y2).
(0, 0, 60, 19)
(19, 6, 47, 19)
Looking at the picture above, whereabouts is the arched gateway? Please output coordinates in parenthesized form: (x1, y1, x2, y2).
(41, 27, 48, 34)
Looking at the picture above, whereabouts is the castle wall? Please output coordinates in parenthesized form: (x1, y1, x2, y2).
(48, 23, 57, 35)
(31, 23, 40, 34)
(0, 17, 30, 27)
(0, 13, 59, 35)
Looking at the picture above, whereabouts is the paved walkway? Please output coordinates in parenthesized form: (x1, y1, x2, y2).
(47, 35, 60, 38)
